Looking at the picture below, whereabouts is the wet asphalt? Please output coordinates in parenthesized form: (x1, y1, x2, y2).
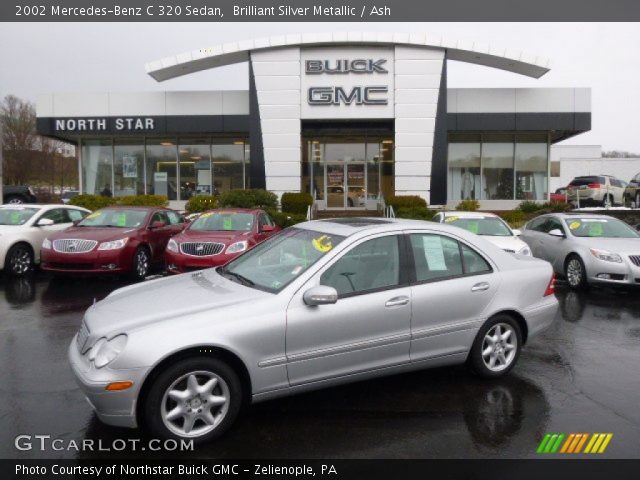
(0, 273, 639, 459)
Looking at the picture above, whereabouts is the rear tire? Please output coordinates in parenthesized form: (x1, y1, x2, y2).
(143, 357, 243, 444)
(4, 243, 34, 276)
(4, 195, 25, 205)
(468, 315, 522, 379)
(130, 246, 151, 281)
(602, 194, 613, 208)
(565, 254, 588, 290)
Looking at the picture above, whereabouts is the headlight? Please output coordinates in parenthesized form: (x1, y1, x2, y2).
(42, 238, 52, 249)
(167, 238, 179, 253)
(590, 248, 623, 263)
(517, 245, 532, 256)
(97, 238, 129, 251)
(226, 240, 248, 254)
(88, 334, 127, 368)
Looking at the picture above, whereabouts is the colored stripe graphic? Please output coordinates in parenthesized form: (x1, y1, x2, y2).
(538, 433, 613, 454)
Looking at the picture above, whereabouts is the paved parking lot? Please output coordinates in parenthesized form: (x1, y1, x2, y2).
(1, 273, 639, 459)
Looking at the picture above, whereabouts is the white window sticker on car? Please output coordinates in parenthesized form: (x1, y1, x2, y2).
(422, 236, 447, 271)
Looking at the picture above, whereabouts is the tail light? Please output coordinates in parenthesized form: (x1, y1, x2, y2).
(544, 273, 556, 297)
(587, 183, 602, 189)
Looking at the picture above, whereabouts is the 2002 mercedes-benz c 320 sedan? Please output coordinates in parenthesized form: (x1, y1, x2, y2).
(69, 218, 558, 442)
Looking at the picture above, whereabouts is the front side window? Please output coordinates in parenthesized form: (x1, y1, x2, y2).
(321, 235, 400, 296)
(40, 208, 70, 224)
(165, 210, 184, 225)
(565, 217, 640, 238)
(78, 209, 148, 228)
(526, 216, 547, 232)
(544, 218, 565, 234)
(190, 212, 254, 232)
(221, 228, 346, 292)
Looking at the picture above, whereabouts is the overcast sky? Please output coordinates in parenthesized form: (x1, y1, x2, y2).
(1, 22, 638, 151)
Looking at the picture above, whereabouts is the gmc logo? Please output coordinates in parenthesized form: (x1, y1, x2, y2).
(305, 59, 388, 74)
(308, 86, 388, 106)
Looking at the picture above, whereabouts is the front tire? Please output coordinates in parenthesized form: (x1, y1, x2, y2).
(565, 254, 588, 290)
(131, 246, 151, 281)
(602, 194, 613, 208)
(143, 357, 242, 443)
(469, 315, 522, 378)
(4, 243, 34, 276)
(4, 195, 25, 205)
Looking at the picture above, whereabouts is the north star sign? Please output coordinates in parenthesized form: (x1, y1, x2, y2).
(305, 58, 389, 106)
(54, 117, 155, 132)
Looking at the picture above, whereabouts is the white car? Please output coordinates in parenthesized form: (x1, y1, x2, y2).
(433, 211, 532, 256)
(0, 204, 91, 276)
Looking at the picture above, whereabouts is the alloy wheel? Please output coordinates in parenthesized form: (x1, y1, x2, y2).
(161, 371, 230, 438)
(566, 258, 583, 287)
(7, 197, 23, 204)
(481, 323, 517, 372)
(9, 247, 32, 275)
(135, 249, 150, 278)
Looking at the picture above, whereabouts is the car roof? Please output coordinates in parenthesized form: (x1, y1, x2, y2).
(545, 212, 618, 220)
(441, 211, 498, 219)
(0, 203, 88, 209)
(202, 208, 263, 214)
(100, 206, 167, 211)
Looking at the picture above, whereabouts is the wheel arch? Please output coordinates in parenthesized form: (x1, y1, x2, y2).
(4, 240, 35, 268)
(477, 309, 529, 346)
(135, 345, 253, 427)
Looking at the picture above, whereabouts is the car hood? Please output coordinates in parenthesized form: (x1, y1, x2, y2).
(177, 229, 253, 243)
(49, 226, 136, 242)
(84, 268, 268, 336)
(573, 236, 640, 254)
(480, 235, 528, 252)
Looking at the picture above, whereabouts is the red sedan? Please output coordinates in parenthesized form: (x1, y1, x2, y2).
(165, 208, 281, 274)
(550, 188, 568, 203)
(41, 206, 185, 279)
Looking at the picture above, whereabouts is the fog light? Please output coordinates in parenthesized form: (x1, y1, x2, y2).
(106, 381, 133, 391)
(597, 273, 611, 279)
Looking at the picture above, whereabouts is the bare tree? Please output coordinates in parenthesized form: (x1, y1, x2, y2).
(1, 95, 37, 185)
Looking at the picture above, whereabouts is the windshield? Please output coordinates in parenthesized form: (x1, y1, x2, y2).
(220, 227, 346, 292)
(565, 218, 640, 238)
(445, 216, 512, 236)
(190, 211, 254, 232)
(77, 209, 148, 228)
(0, 208, 39, 226)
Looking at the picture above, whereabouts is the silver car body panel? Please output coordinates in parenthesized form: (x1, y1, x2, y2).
(69, 219, 558, 429)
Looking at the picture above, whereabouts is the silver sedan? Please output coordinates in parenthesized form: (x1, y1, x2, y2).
(519, 213, 640, 289)
(69, 218, 558, 442)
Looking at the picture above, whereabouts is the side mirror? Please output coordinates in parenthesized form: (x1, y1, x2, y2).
(150, 220, 166, 229)
(512, 229, 522, 236)
(36, 218, 54, 227)
(261, 224, 276, 233)
(303, 285, 338, 306)
(548, 229, 565, 238)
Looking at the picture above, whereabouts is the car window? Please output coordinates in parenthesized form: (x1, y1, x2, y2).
(150, 211, 168, 225)
(409, 234, 464, 282)
(67, 209, 88, 222)
(461, 244, 492, 274)
(190, 212, 255, 232)
(321, 235, 400, 296)
(610, 178, 622, 188)
(526, 217, 546, 232)
(165, 210, 183, 225)
(444, 216, 512, 236)
(40, 208, 70, 224)
(543, 218, 564, 234)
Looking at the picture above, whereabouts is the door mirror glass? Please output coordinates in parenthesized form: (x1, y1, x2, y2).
(36, 218, 55, 227)
(303, 285, 338, 306)
(512, 229, 522, 236)
(548, 229, 565, 238)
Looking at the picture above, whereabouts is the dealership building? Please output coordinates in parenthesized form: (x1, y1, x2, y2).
(36, 32, 592, 210)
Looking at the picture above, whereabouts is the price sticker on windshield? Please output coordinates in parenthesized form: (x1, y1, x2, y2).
(444, 216, 458, 223)
(312, 235, 333, 253)
(86, 212, 100, 219)
(569, 221, 581, 230)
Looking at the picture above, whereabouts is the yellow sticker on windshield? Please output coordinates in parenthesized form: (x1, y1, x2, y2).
(569, 221, 581, 230)
(199, 212, 213, 218)
(312, 235, 333, 253)
(86, 212, 100, 219)
(444, 216, 458, 223)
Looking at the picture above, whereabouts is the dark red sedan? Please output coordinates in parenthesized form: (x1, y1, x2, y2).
(41, 206, 185, 279)
(165, 208, 280, 274)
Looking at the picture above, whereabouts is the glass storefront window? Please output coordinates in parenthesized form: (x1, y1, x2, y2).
(146, 139, 178, 200)
(114, 139, 144, 196)
(81, 139, 113, 196)
(179, 139, 211, 199)
(212, 140, 246, 195)
(515, 135, 548, 201)
(482, 135, 515, 200)
(448, 134, 481, 201)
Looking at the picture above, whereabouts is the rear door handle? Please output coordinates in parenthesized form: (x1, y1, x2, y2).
(471, 282, 490, 292)
(385, 296, 410, 307)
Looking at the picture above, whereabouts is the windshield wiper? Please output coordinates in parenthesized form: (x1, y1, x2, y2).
(218, 267, 255, 286)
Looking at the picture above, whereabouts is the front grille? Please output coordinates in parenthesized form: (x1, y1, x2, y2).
(77, 322, 90, 353)
(53, 239, 97, 253)
(180, 242, 225, 257)
(629, 255, 640, 267)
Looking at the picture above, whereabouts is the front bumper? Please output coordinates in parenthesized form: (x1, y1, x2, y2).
(165, 249, 237, 274)
(523, 295, 559, 340)
(68, 335, 147, 428)
(41, 248, 132, 274)
(585, 256, 640, 286)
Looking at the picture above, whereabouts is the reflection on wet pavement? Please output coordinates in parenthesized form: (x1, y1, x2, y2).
(0, 274, 639, 459)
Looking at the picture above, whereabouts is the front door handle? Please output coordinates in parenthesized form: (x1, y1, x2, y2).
(471, 282, 490, 292)
(385, 296, 410, 307)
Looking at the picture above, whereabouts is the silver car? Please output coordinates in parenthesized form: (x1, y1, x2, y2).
(520, 213, 640, 289)
(69, 218, 558, 442)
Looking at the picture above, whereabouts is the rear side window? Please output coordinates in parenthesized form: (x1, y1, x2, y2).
(461, 244, 492, 274)
(526, 217, 546, 232)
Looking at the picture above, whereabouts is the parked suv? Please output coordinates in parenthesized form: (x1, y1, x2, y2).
(624, 172, 640, 208)
(2, 185, 38, 204)
(566, 175, 625, 207)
